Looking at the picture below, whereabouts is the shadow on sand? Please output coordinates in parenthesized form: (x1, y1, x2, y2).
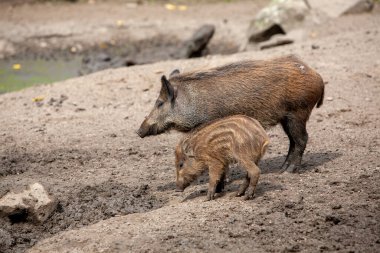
(158, 151, 341, 201)
(260, 151, 342, 174)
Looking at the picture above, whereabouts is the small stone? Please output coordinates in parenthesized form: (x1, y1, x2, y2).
(285, 244, 301, 252)
(0, 183, 57, 223)
(325, 215, 341, 225)
(311, 44, 320, 49)
(326, 97, 334, 101)
(75, 108, 86, 112)
(332, 204, 342, 209)
(229, 218, 236, 224)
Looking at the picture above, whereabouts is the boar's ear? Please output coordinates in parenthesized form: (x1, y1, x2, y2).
(169, 69, 180, 78)
(161, 75, 176, 102)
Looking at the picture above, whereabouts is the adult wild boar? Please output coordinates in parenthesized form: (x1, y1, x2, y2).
(137, 55, 324, 172)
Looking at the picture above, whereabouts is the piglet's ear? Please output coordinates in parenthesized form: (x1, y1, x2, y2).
(184, 145, 194, 158)
(161, 75, 176, 102)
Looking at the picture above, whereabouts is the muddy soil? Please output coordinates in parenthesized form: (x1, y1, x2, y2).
(0, 1, 380, 253)
(0, 180, 166, 252)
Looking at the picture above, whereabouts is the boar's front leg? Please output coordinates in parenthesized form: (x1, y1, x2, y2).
(280, 113, 309, 173)
(207, 161, 225, 201)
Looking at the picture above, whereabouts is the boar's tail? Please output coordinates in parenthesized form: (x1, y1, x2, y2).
(316, 82, 324, 108)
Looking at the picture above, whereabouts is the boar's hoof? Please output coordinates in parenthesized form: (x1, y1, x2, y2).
(286, 164, 300, 173)
(280, 163, 300, 173)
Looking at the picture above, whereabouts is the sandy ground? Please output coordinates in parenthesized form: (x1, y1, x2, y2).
(0, 1, 380, 253)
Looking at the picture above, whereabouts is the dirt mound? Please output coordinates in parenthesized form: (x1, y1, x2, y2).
(27, 169, 380, 253)
(0, 180, 167, 253)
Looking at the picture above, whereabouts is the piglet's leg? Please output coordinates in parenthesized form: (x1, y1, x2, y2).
(241, 161, 261, 200)
(207, 161, 225, 201)
(236, 172, 249, 197)
(215, 172, 226, 193)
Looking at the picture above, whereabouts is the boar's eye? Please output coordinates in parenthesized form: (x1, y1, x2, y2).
(156, 100, 164, 108)
(179, 161, 184, 168)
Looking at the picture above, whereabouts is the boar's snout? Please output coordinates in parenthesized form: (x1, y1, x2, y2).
(137, 117, 165, 138)
(137, 124, 160, 138)
(137, 119, 155, 138)
(136, 127, 148, 138)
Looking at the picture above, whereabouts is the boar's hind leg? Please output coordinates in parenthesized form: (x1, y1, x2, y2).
(207, 161, 225, 201)
(280, 113, 309, 173)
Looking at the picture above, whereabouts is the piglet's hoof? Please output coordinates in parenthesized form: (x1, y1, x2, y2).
(243, 194, 255, 201)
(206, 194, 214, 201)
(204, 197, 212, 202)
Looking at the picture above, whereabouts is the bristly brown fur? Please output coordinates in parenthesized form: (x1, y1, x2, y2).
(138, 54, 324, 172)
(175, 115, 269, 201)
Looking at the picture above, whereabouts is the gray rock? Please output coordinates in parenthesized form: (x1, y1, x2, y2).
(342, 0, 374, 15)
(0, 183, 57, 223)
(308, 0, 374, 18)
(248, 0, 309, 43)
(179, 24, 215, 58)
(259, 34, 294, 50)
